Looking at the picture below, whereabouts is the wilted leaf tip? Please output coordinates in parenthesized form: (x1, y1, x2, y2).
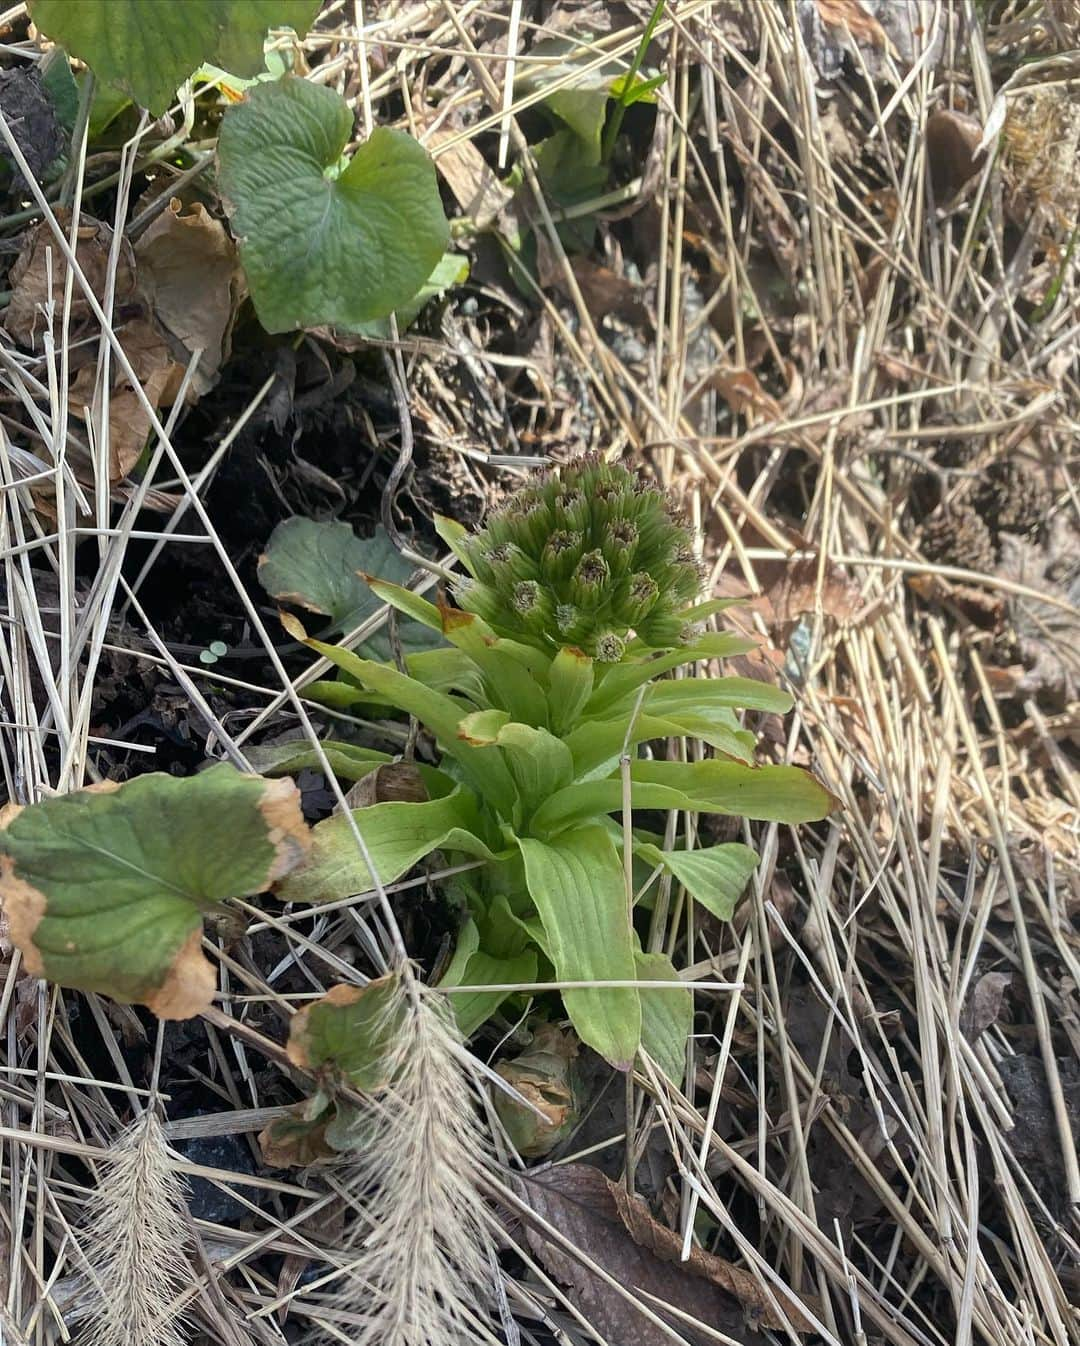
(257, 776, 311, 884)
(144, 927, 216, 1020)
(0, 853, 47, 977)
(285, 982, 364, 1070)
(279, 610, 308, 640)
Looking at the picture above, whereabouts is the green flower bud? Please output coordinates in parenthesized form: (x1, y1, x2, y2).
(624, 571, 659, 623)
(605, 518, 639, 576)
(512, 580, 554, 632)
(569, 550, 610, 607)
(635, 611, 687, 646)
(542, 529, 584, 583)
(595, 631, 626, 662)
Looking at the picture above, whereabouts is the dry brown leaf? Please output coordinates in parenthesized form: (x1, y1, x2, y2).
(68, 317, 180, 481)
(816, 0, 888, 46)
(960, 971, 1012, 1042)
(926, 108, 985, 201)
(523, 1163, 757, 1345)
(3, 212, 137, 349)
(134, 198, 241, 397)
(563, 258, 647, 325)
(712, 366, 784, 420)
(428, 130, 514, 231)
(495, 1024, 580, 1158)
(606, 1178, 817, 1333)
(345, 762, 430, 808)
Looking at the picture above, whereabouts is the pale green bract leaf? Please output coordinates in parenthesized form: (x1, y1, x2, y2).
(494, 723, 575, 818)
(217, 77, 448, 333)
(636, 842, 758, 922)
(275, 785, 499, 904)
(289, 625, 518, 807)
(636, 951, 692, 1087)
(438, 916, 481, 987)
(440, 609, 551, 726)
(432, 514, 475, 574)
(565, 709, 755, 781)
(517, 826, 641, 1069)
(0, 765, 310, 1018)
(631, 760, 837, 823)
(644, 677, 794, 716)
(584, 633, 758, 715)
(27, 0, 320, 116)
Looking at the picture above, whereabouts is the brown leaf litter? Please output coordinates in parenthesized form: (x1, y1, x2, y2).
(3, 199, 240, 503)
(523, 1162, 817, 1343)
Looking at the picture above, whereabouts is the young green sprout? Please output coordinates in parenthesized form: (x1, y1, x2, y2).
(454, 457, 703, 659)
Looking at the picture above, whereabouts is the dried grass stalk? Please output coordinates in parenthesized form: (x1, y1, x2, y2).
(79, 1110, 193, 1346)
(328, 976, 495, 1346)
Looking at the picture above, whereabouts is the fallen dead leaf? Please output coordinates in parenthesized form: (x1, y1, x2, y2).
(68, 316, 180, 481)
(134, 198, 242, 397)
(816, 0, 887, 44)
(562, 258, 647, 325)
(926, 108, 985, 201)
(495, 1024, 580, 1158)
(344, 762, 430, 809)
(3, 212, 137, 349)
(606, 1176, 817, 1333)
(428, 129, 514, 231)
(712, 366, 784, 420)
(960, 970, 1012, 1042)
(523, 1162, 758, 1345)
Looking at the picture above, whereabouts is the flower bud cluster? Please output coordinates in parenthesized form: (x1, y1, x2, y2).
(454, 457, 703, 660)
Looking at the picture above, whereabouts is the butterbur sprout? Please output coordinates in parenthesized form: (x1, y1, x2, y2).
(454, 456, 705, 660)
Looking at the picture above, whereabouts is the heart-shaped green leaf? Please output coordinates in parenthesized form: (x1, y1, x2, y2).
(217, 76, 449, 333)
(258, 518, 441, 656)
(27, 0, 320, 116)
(0, 765, 309, 1018)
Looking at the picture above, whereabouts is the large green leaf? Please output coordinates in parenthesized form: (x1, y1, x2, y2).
(635, 842, 758, 922)
(0, 766, 309, 1017)
(276, 785, 499, 904)
(28, 0, 320, 116)
(631, 760, 836, 822)
(636, 950, 692, 1087)
(531, 762, 835, 834)
(644, 677, 793, 716)
(517, 826, 640, 1069)
(259, 519, 439, 654)
(217, 77, 449, 333)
